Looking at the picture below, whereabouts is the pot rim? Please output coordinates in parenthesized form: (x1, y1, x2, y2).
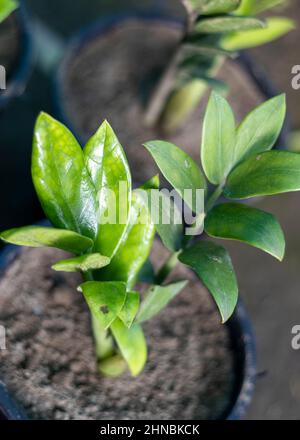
(0, 240, 256, 420)
(0, 2, 34, 110)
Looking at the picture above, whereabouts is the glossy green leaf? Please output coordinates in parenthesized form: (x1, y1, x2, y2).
(0, 225, 93, 254)
(118, 291, 140, 328)
(205, 203, 285, 261)
(51, 253, 110, 272)
(190, 0, 241, 15)
(32, 112, 97, 240)
(234, 95, 286, 164)
(144, 140, 206, 213)
(224, 151, 300, 199)
(0, 0, 18, 22)
(236, 0, 287, 15)
(195, 16, 265, 34)
(201, 91, 236, 185)
(136, 281, 188, 324)
(111, 318, 147, 376)
(179, 241, 238, 322)
(98, 190, 155, 289)
(141, 175, 160, 190)
(79, 281, 126, 330)
(83, 120, 131, 258)
(222, 17, 295, 50)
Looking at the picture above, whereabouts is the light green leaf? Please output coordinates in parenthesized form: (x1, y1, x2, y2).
(111, 318, 147, 377)
(118, 291, 140, 328)
(97, 190, 155, 289)
(144, 140, 206, 213)
(236, 0, 287, 15)
(189, 0, 241, 15)
(0, 0, 18, 22)
(205, 203, 285, 261)
(179, 241, 238, 322)
(201, 91, 236, 185)
(136, 281, 188, 324)
(79, 281, 126, 330)
(51, 253, 110, 272)
(224, 151, 300, 199)
(234, 94, 286, 164)
(32, 112, 97, 240)
(98, 355, 127, 377)
(0, 225, 93, 254)
(222, 17, 295, 50)
(140, 174, 160, 190)
(195, 16, 265, 34)
(84, 120, 131, 258)
(162, 80, 208, 134)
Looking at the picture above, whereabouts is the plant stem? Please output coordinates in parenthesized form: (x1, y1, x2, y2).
(155, 184, 225, 285)
(155, 251, 180, 285)
(205, 183, 224, 213)
(84, 271, 115, 362)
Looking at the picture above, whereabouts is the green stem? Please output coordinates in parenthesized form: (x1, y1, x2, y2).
(83, 271, 115, 362)
(155, 251, 180, 285)
(155, 184, 225, 285)
(205, 183, 224, 214)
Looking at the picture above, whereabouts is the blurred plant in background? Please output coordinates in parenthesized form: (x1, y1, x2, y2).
(145, 0, 295, 132)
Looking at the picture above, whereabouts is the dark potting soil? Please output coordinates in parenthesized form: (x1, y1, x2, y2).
(61, 19, 264, 183)
(0, 242, 235, 420)
(0, 15, 20, 81)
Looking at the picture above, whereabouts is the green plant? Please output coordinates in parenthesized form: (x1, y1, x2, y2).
(145, 0, 294, 132)
(1, 92, 299, 377)
(0, 0, 18, 23)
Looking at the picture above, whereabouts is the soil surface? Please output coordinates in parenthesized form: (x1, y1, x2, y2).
(60, 19, 263, 183)
(0, 242, 234, 420)
(0, 15, 20, 83)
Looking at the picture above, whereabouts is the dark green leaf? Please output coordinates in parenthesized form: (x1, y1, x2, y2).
(111, 318, 147, 376)
(0, 225, 93, 254)
(222, 17, 295, 50)
(143, 189, 183, 252)
(224, 151, 300, 199)
(136, 281, 188, 324)
(97, 190, 155, 289)
(144, 140, 206, 213)
(201, 91, 236, 185)
(195, 16, 265, 34)
(32, 113, 97, 240)
(84, 120, 131, 258)
(79, 281, 126, 330)
(205, 203, 285, 261)
(118, 291, 140, 328)
(234, 95, 286, 164)
(179, 241, 238, 322)
(51, 253, 110, 272)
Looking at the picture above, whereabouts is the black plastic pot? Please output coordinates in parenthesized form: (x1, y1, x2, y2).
(0, 242, 256, 420)
(0, 2, 33, 110)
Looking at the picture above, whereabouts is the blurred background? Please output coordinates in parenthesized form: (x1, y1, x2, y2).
(1, 0, 300, 420)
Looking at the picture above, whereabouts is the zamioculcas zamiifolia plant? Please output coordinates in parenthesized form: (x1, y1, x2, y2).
(0, 0, 18, 23)
(1, 91, 300, 377)
(145, 0, 294, 132)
